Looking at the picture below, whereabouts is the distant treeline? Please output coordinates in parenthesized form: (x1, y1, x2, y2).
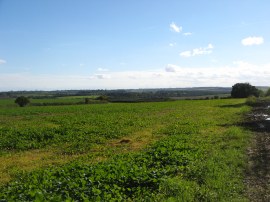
(0, 90, 106, 99)
(0, 87, 232, 99)
(106, 90, 230, 102)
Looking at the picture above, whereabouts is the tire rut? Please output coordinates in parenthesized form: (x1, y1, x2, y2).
(245, 102, 270, 201)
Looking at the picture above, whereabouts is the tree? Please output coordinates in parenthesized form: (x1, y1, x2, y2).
(15, 96, 30, 107)
(266, 88, 270, 97)
(231, 83, 260, 98)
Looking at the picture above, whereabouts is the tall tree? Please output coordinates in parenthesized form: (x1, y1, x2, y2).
(231, 83, 259, 98)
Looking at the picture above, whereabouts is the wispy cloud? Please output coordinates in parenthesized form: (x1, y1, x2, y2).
(241, 36, 264, 46)
(0, 59, 7, 65)
(169, 43, 176, 47)
(183, 32, 192, 36)
(170, 22, 182, 33)
(93, 74, 111, 79)
(97, 68, 109, 72)
(180, 44, 214, 57)
(179, 51, 192, 57)
(165, 64, 179, 72)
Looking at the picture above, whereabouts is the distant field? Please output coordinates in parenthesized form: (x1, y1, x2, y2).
(0, 99, 251, 201)
(0, 96, 100, 108)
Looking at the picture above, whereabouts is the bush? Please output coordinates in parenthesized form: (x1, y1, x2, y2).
(245, 96, 257, 106)
(231, 83, 259, 98)
(85, 98, 91, 104)
(15, 96, 30, 107)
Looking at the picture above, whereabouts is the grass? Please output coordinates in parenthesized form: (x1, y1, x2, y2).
(0, 98, 252, 200)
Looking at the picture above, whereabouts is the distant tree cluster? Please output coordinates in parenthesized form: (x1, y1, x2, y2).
(231, 83, 260, 98)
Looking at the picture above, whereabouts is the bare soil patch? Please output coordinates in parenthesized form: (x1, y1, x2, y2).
(244, 102, 270, 201)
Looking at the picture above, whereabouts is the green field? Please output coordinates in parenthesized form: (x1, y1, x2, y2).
(0, 98, 251, 201)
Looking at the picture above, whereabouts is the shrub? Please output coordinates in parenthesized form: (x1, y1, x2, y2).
(245, 96, 257, 106)
(15, 96, 30, 107)
(85, 98, 91, 104)
(231, 83, 259, 98)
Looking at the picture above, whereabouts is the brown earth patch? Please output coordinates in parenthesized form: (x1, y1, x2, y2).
(244, 102, 270, 201)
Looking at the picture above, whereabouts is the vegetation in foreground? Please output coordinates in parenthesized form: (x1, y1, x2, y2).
(0, 98, 251, 201)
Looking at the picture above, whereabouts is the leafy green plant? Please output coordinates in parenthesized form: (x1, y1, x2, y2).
(0, 98, 251, 201)
(246, 95, 257, 106)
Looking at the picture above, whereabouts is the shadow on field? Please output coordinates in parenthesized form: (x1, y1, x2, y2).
(219, 103, 246, 108)
(241, 120, 270, 133)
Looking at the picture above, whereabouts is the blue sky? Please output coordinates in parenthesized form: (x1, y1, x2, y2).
(0, 0, 269, 90)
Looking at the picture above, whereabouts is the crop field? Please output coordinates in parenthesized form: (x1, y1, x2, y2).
(0, 98, 251, 201)
(0, 96, 99, 108)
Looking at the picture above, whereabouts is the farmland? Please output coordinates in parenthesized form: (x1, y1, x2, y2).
(0, 98, 251, 201)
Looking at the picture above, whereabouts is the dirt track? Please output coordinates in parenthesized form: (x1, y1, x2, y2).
(245, 102, 270, 201)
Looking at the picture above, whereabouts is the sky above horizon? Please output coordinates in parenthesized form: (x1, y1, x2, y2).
(0, 0, 270, 91)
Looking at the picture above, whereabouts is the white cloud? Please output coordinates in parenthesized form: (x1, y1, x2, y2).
(0, 59, 7, 64)
(207, 44, 214, 49)
(0, 74, 92, 91)
(165, 64, 180, 72)
(97, 68, 109, 72)
(162, 61, 270, 87)
(170, 22, 182, 33)
(94, 74, 111, 79)
(183, 32, 192, 36)
(152, 73, 163, 78)
(241, 36, 264, 46)
(180, 51, 192, 57)
(1, 61, 270, 90)
(180, 44, 214, 57)
(169, 43, 176, 47)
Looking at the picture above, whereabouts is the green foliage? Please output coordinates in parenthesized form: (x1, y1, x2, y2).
(14, 96, 30, 107)
(266, 88, 270, 97)
(258, 89, 265, 97)
(84, 98, 91, 104)
(0, 99, 251, 200)
(0, 135, 199, 201)
(95, 95, 108, 101)
(231, 83, 260, 98)
(0, 103, 154, 152)
(246, 96, 257, 106)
